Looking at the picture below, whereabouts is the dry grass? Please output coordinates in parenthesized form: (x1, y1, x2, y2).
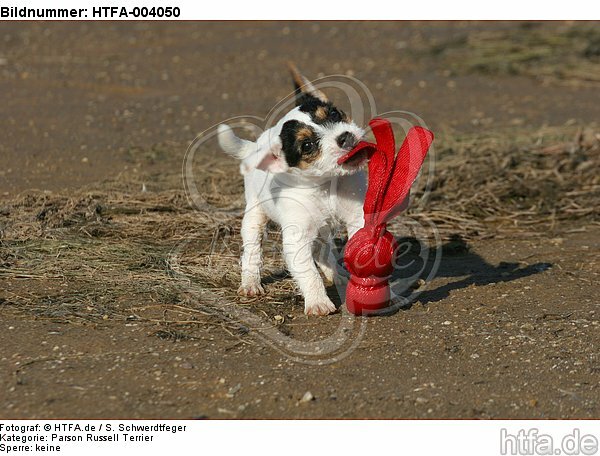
(428, 22, 600, 86)
(410, 125, 600, 239)
(0, 124, 598, 332)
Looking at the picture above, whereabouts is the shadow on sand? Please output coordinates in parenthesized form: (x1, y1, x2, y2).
(384, 234, 551, 314)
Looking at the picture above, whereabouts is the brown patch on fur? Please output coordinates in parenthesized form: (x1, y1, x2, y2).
(296, 127, 314, 142)
(298, 150, 322, 169)
(315, 105, 328, 121)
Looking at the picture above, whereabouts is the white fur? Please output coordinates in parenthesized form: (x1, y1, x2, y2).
(218, 101, 366, 316)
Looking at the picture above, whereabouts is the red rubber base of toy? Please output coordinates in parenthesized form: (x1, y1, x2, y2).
(345, 276, 390, 316)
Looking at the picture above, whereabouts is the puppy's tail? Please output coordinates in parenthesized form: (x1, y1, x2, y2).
(217, 124, 255, 160)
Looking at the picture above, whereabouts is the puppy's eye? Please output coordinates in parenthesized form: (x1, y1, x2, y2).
(329, 109, 342, 123)
(301, 140, 315, 154)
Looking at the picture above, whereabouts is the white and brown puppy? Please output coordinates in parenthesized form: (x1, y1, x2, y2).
(217, 65, 367, 316)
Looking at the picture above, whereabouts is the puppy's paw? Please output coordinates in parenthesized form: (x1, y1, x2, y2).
(238, 282, 265, 297)
(304, 299, 336, 316)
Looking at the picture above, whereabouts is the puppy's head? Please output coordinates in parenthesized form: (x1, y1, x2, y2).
(277, 64, 365, 177)
(218, 64, 365, 177)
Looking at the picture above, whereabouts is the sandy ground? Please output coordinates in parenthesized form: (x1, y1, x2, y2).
(0, 21, 599, 419)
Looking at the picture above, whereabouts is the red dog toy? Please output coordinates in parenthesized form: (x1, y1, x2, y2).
(337, 118, 434, 315)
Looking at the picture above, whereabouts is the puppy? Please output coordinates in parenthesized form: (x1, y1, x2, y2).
(217, 64, 367, 316)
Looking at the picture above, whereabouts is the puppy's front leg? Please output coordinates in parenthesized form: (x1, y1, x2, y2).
(282, 223, 336, 316)
(239, 204, 267, 297)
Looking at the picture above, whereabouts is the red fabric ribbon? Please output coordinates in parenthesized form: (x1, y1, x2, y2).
(338, 118, 434, 315)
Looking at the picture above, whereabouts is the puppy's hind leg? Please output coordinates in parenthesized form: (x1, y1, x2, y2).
(239, 203, 267, 297)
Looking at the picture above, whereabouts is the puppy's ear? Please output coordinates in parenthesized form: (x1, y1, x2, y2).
(255, 141, 288, 174)
(287, 62, 329, 106)
(218, 124, 288, 174)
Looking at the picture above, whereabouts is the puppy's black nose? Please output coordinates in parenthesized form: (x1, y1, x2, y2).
(336, 131, 356, 149)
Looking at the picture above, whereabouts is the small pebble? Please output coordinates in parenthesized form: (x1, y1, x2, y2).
(299, 391, 314, 403)
(226, 383, 241, 398)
